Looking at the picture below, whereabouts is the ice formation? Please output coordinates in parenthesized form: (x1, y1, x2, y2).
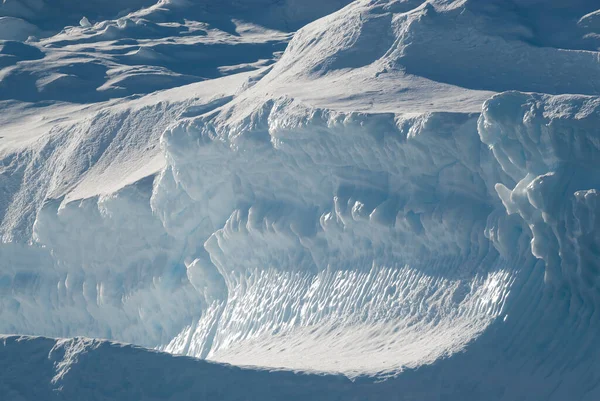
(2, 0, 600, 399)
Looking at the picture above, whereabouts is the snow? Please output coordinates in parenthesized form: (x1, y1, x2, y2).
(0, 335, 368, 401)
(1, 0, 600, 399)
(0, 16, 38, 40)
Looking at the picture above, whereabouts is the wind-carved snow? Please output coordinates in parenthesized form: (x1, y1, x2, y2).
(193, 266, 512, 374)
(2, 0, 600, 398)
(480, 92, 600, 299)
(152, 97, 515, 374)
(0, 69, 260, 345)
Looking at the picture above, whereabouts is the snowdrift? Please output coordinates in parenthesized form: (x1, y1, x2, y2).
(2, 0, 600, 399)
(0, 335, 371, 401)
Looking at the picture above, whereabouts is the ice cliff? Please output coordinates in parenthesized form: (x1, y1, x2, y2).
(1, 0, 600, 399)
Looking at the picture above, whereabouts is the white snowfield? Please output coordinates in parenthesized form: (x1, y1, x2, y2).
(1, 0, 600, 399)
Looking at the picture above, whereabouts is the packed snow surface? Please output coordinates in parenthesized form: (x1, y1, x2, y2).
(2, 0, 600, 399)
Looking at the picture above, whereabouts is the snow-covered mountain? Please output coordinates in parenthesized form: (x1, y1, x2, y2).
(2, 0, 600, 399)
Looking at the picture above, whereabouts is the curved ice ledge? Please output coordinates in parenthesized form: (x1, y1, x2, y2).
(1, 91, 599, 378)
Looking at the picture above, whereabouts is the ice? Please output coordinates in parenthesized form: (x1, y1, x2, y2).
(1, 0, 600, 399)
(480, 92, 600, 295)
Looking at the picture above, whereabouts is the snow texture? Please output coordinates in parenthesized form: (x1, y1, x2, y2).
(2, 0, 600, 399)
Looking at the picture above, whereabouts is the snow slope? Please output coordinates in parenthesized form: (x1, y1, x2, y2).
(2, 0, 600, 399)
(0, 335, 369, 401)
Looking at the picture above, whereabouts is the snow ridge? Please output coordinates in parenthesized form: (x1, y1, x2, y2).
(1, 0, 600, 399)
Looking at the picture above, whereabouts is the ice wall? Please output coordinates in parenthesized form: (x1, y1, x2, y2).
(1, 0, 600, 393)
(0, 71, 253, 346)
(11, 86, 598, 381)
(1, 91, 521, 374)
(480, 92, 600, 301)
(153, 98, 513, 373)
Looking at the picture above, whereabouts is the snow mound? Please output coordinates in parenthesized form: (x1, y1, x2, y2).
(0, 0, 350, 102)
(1, 0, 600, 399)
(0, 335, 369, 401)
(246, 0, 600, 114)
(0, 16, 38, 40)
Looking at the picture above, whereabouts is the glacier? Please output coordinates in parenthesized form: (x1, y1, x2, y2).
(1, 0, 600, 399)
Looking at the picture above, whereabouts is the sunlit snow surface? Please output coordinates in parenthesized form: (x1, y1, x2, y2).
(2, 0, 600, 399)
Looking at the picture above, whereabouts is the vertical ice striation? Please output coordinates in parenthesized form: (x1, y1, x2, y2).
(480, 92, 600, 301)
(151, 98, 514, 373)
